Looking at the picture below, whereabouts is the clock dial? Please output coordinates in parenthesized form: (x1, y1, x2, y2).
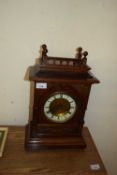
(44, 92, 77, 123)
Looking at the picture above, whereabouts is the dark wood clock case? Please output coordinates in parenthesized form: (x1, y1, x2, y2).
(25, 45, 99, 151)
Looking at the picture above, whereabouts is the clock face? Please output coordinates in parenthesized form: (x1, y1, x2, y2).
(44, 92, 77, 123)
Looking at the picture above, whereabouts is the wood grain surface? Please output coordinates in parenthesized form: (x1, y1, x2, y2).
(0, 126, 108, 175)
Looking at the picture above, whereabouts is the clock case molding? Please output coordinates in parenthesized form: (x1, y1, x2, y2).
(25, 45, 99, 150)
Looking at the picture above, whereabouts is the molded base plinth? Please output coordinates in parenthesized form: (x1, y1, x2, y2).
(25, 124, 86, 151)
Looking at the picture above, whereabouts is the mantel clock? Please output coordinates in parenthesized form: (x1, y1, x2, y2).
(25, 44, 99, 150)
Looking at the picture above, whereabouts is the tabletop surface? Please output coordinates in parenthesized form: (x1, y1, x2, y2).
(0, 126, 108, 175)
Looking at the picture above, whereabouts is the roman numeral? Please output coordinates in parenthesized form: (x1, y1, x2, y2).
(60, 93, 63, 98)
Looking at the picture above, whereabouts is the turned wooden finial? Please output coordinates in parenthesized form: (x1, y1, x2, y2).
(40, 44, 48, 64)
(76, 47, 88, 64)
(42, 44, 48, 56)
(76, 47, 83, 60)
(83, 51, 88, 58)
(83, 51, 88, 63)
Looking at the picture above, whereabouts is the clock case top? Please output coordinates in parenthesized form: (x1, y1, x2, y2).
(30, 45, 99, 84)
(25, 45, 99, 150)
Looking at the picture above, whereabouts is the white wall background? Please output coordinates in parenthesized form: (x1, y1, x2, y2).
(0, 0, 117, 174)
